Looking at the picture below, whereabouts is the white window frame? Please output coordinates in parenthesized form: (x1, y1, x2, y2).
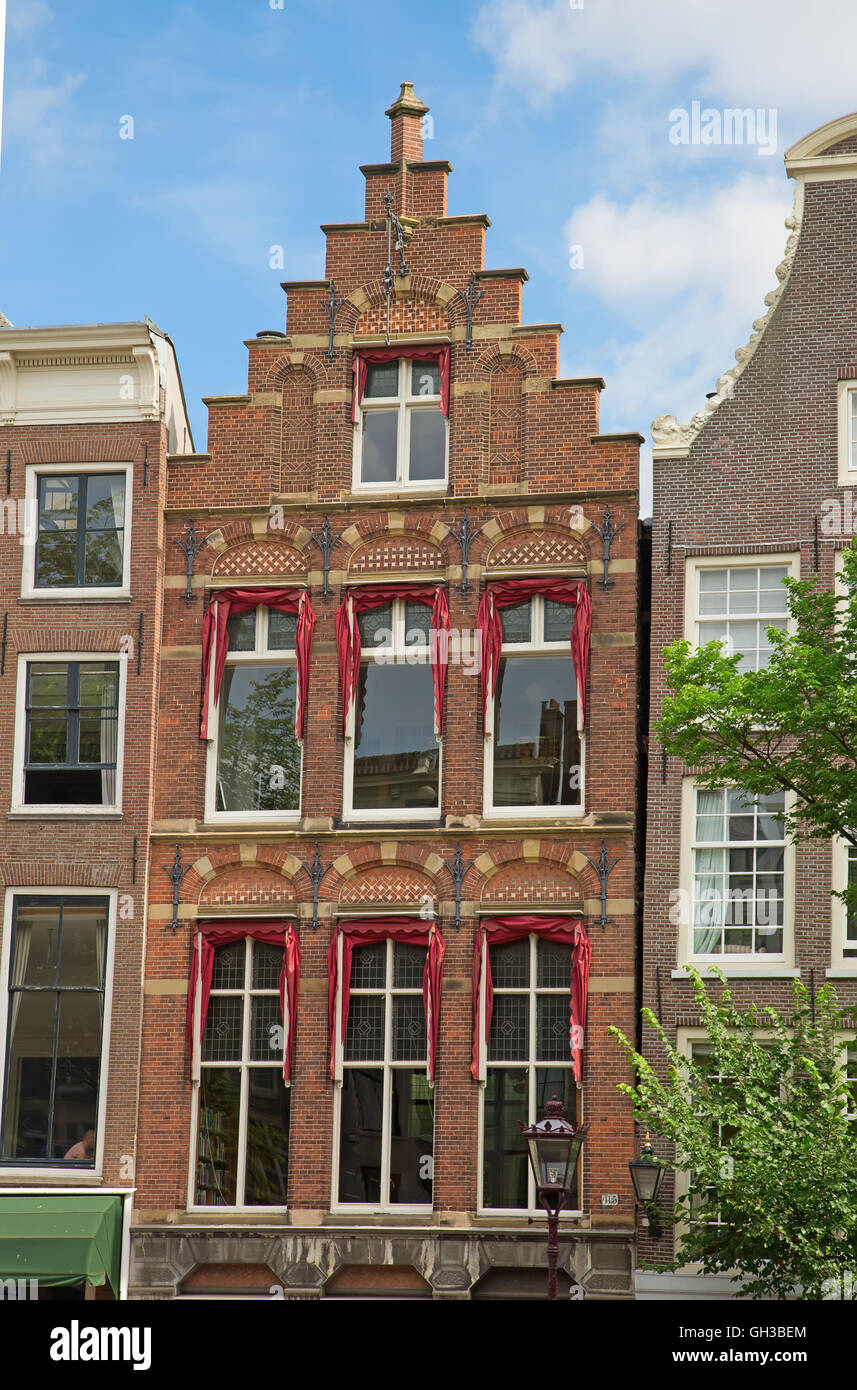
(11, 651, 127, 816)
(343, 598, 441, 823)
(351, 357, 448, 493)
(477, 932, 582, 1217)
(837, 380, 857, 485)
(830, 838, 857, 973)
(188, 935, 289, 1212)
(204, 604, 302, 824)
(331, 934, 434, 1215)
(684, 552, 799, 671)
(482, 592, 585, 820)
(677, 778, 795, 971)
(0, 887, 117, 1181)
(21, 463, 133, 601)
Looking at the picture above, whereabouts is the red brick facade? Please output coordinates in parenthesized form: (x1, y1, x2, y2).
(132, 86, 642, 1299)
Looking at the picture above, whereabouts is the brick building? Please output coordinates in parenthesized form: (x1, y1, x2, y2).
(130, 84, 644, 1300)
(640, 113, 857, 1299)
(0, 318, 192, 1297)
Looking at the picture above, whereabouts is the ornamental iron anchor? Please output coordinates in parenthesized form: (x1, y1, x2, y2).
(321, 280, 347, 362)
(585, 839, 620, 929)
(442, 842, 476, 929)
(175, 519, 206, 602)
(591, 504, 627, 590)
(449, 511, 483, 593)
(382, 188, 408, 345)
(457, 271, 484, 353)
(310, 516, 340, 598)
(162, 845, 193, 932)
(300, 842, 334, 930)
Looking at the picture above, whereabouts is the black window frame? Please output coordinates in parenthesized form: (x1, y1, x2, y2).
(24, 659, 120, 805)
(35, 471, 126, 590)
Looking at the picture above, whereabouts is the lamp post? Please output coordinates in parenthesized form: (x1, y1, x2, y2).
(628, 1132, 666, 1238)
(520, 1094, 587, 1300)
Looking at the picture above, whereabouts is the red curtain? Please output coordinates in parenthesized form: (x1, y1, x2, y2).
(187, 920, 301, 1083)
(328, 917, 446, 1082)
(351, 346, 451, 422)
(335, 584, 451, 738)
(199, 587, 316, 741)
(476, 578, 592, 730)
(471, 915, 591, 1083)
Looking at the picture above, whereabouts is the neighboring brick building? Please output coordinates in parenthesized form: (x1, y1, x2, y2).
(0, 318, 192, 1298)
(131, 84, 644, 1300)
(640, 114, 857, 1298)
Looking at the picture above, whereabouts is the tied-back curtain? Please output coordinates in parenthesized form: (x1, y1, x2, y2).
(476, 578, 592, 731)
(187, 921, 301, 1084)
(328, 917, 446, 1082)
(335, 584, 451, 739)
(471, 915, 591, 1083)
(351, 346, 451, 422)
(199, 587, 316, 741)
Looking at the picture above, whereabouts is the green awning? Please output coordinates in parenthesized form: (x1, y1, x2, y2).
(0, 1194, 123, 1294)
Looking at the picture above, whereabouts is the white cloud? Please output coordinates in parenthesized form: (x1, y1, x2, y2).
(4, 62, 89, 179)
(138, 177, 284, 274)
(6, 0, 54, 38)
(474, 0, 857, 119)
(561, 173, 794, 484)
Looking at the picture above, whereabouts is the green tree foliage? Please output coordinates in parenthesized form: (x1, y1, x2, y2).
(611, 972, 857, 1299)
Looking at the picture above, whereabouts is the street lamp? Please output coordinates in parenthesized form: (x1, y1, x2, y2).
(520, 1093, 588, 1300)
(628, 1132, 666, 1238)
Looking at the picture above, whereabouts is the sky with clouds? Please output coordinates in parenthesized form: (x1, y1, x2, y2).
(1, 0, 854, 511)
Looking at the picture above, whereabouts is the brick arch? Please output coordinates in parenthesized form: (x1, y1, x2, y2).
(346, 274, 462, 332)
(190, 847, 306, 896)
(198, 516, 313, 579)
(477, 343, 539, 378)
(341, 513, 453, 575)
(329, 842, 443, 891)
(262, 353, 323, 395)
(475, 841, 588, 891)
(211, 540, 306, 579)
(199, 865, 297, 909)
(338, 866, 437, 906)
(480, 862, 585, 906)
(486, 527, 589, 572)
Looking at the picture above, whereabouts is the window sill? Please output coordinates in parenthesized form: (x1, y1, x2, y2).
(19, 591, 131, 604)
(339, 815, 443, 829)
(482, 808, 586, 822)
(0, 1167, 103, 1181)
(203, 812, 302, 826)
(343, 486, 449, 503)
(672, 965, 799, 979)
(826, 967, 857, 977)
(8, 808, 123, 820)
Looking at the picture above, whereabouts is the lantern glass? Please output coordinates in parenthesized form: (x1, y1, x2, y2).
(629, 1153, 664, 1206)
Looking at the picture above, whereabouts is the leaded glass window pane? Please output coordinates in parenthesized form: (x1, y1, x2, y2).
(267, 610, 298, 650)
(202, 996, 243, 1062)
(250, 995, 282, 1061)
(357, 605, 392, 647)
(543, 600, 573, 643)
(537, 939, 572, 988)
(488, 994, 528, 1061)
(393, 942, 424, 989)
(392, 996, 427, 1062)
(536, 995, 570, 1062)
(491, 938, 529, 989)
(252, 943, 282, 990)
(410, 362, 440, 397)
(225, 611, 256, 651)
(350, 942, 386, 990)
(500, 600, 531, 644)
(344, 995, 385, 1062)
(365, 362, 399, 398)
(211, 943, 244, 990)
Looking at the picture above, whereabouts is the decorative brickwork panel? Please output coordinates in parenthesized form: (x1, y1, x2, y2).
(199, 867, 296, 907)
(489, 362, 523, 485)
(356, 298, 448, 337)
(281, 368, 314, 492)
(487, 530, 587, 570)
(339, 868, 434, 904)
(212, 541, 304, 577)
(349, 537, 444, 573)
(481, 863, 582, 904)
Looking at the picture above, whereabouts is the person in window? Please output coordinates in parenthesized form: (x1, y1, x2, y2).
(64, 1128, 95, 1161)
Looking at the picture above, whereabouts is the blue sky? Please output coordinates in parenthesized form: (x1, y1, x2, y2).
(2, 0, 855, 510)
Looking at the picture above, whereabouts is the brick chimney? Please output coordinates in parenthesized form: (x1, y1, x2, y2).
(386, 81, 429, 164)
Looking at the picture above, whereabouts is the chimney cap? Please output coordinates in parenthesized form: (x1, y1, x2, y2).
(385, 81, 429, 119)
